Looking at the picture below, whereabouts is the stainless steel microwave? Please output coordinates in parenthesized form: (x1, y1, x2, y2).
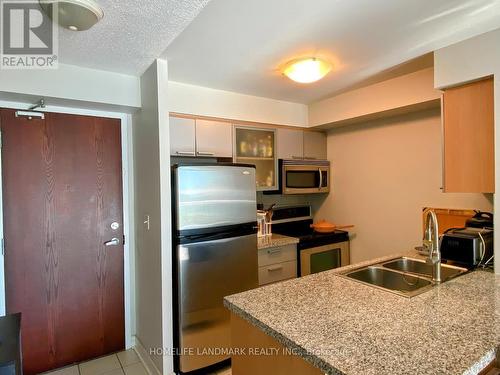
(279, 159, 330, 194)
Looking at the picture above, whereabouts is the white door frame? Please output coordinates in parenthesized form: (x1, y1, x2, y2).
(0, 99, 135, 349)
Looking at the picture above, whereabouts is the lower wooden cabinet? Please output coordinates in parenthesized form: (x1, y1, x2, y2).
(230, 313, 323, 375)
(442, 77, 495, 193)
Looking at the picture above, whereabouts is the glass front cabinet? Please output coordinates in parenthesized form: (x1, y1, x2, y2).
(233, 126, 278, 191)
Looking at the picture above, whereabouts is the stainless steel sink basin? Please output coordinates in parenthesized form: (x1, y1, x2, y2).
(341, 256, 468, 298)
(344, 266, 433, 297)
(382, 257, 468, 281)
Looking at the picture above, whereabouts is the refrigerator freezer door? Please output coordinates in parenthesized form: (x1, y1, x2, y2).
(174, 165, 256, 232)
(176, 233, 258, 373)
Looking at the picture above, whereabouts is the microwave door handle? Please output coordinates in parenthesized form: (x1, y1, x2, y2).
(318, 168, 322, 190)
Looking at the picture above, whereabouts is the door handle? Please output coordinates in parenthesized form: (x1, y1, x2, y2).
(197, 151, 215, 156)
(104, 237, 120, 246)
(318, 168, 323, 190)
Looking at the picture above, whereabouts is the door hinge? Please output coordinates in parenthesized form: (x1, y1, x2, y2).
(1, 238, 4, 256)
(0, 129, 3, 149)
(122, 234, 126, 246)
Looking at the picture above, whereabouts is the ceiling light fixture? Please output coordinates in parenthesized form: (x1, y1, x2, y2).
(39, 0, 104, 31)
(282, 57, 332, 83)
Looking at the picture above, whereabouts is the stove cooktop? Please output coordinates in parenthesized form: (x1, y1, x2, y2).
(272, 219, 349, 250)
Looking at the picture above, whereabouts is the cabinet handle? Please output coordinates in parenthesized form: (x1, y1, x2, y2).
(303, 156, 317, 160)
(291, 156, 303, 159)
(175, 151, 195, 156)
(267, 265, 283, 272)
(267, 248, 282, 255)
(197, 151, 215, 156)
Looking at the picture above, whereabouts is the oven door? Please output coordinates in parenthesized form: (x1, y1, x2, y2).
(300, 242, 349, 276)
(282, 164, 329, 194)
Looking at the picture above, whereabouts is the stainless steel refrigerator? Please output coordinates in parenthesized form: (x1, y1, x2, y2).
(172, 164, 259, 374)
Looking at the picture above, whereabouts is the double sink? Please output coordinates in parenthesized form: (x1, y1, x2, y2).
(341, 257, 468, 297)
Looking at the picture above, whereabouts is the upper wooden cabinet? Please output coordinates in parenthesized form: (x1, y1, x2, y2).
(169, 116, 232, 158)
(277, 128, 303, 159)
(169, 115, 328, 166)
(442, 78, 495, 193)
(195, 119, 232, 158)
(277, 129, 327, 160)
(170, 116, 196, 156)
(303, 131, 327, 160)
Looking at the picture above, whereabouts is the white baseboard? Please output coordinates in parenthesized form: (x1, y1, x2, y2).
(127, 335, 137, 349)
(134, 336, 167, 375)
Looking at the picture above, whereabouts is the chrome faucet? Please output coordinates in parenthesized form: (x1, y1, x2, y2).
(423, 210, 441, 283)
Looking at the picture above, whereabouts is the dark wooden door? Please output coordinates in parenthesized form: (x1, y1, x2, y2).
(0, 109, 125, 374)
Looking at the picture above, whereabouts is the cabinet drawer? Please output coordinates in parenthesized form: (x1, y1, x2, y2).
(258, 244, 296, 267)
(258, 260, 297, 286)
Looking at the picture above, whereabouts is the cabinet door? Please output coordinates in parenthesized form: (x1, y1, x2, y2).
(170, 116, 196, 156)
(195, 119, 233, 157)
(277, 128, 303, 159)
(443, 78, 494, 193)
(234, 126, 277, 191)
(303, 131, 327, 160)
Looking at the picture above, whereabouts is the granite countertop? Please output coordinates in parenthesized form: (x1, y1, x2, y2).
(224, 253, 500, 375)
(257, 233, 299, 250)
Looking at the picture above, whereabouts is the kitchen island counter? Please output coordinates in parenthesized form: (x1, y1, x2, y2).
(224, 254, 500, 375)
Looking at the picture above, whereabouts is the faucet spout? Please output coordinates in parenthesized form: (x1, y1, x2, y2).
(423, 210, 441, 283)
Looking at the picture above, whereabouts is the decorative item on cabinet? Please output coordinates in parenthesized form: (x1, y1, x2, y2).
(234, 126, 278, 191)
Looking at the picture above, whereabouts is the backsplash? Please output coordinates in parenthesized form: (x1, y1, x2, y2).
(257, 192, 327, 218)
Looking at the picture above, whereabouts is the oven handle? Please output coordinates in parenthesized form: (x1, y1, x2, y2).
(318, 168, 323, 190)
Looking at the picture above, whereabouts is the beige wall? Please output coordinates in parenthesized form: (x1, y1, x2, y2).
(168, 81, 308, 127)
(309, 68, 440, 127)
(316, 108, 493, 264)
(0, 63, 141, 109)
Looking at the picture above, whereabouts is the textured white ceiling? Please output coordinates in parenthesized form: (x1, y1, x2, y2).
(165, 0, 500, 103)
(56, 0, 211, 75)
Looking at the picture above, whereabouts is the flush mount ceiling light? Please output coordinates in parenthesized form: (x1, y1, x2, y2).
(39, 0, 104, 31)
(282, 57, 332, 83)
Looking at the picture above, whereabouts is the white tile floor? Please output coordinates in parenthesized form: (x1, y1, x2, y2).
(41, 349, 232, 375)
(42, 349, 147, 375)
